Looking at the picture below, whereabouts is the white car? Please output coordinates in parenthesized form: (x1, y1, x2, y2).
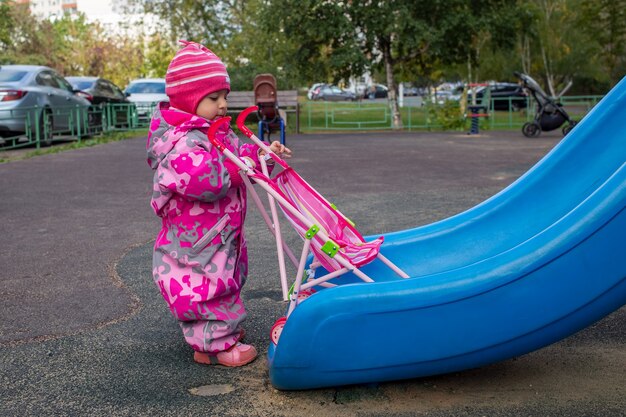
(124, 78, 168, 119)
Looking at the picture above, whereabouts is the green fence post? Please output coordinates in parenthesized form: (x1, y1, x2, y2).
(408, 105, 412, 131)
(76, 105, 83, 143)
(508, 97, 513, 128)
(325, 101, 328, 129)
(33, 110, 40, 149)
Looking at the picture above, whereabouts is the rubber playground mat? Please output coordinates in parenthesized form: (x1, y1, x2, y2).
(0, 130, 624, 416)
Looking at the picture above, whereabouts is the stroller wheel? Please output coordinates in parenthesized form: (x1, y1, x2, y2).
(522, 122, 541, 138)
(270, 317, 287, 345)
(562, 121, 578, 136)
(297, 288, 316, 301)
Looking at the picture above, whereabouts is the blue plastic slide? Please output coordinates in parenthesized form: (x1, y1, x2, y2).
(267, 77, 626, 390)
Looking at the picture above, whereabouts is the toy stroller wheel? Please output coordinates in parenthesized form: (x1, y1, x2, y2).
(562, 121, 577, 136)
(297, 288, 316, 301)
(522, 122, 541, 138)
(270, 317, 287, 345)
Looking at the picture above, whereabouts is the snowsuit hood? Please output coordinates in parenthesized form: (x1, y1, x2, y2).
(146, 102, 230, 169)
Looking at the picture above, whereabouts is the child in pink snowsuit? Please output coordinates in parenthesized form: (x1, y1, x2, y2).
(146, 41, 291, 367)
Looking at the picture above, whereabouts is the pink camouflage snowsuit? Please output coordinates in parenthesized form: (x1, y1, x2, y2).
(146, 102, 262, 353)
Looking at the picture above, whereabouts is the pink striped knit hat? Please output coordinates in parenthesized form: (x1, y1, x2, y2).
(165, 40, 231, 114)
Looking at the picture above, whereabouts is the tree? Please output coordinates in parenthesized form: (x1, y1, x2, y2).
(0, 0, 14, 54)
(522, 0, 599, 96)
(122, 0, 244, 59)
(143, 31, 176, 78)
(51, 13, 103, 74)
(0, 1, 59, 66)
(579, 0, 626, 87)
(265, 0, 518, 129)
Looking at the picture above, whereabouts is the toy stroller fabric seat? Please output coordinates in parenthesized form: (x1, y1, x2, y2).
(208, 107, 408, 314)
(271, 167, 384, 272)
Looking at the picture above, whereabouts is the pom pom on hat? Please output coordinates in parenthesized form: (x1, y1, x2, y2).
(165, 40, 230, 114)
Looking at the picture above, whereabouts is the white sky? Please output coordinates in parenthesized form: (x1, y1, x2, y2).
(77, 0, 122, 25)
(76, 0, 157, 34)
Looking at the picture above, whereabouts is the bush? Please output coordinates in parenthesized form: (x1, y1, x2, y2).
(427, 100, 464, 130)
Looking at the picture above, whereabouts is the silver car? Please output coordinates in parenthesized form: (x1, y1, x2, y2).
(0, 65, 91, 145)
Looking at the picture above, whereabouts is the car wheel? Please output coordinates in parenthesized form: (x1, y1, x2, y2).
(87, 108, 102, 130)
(522, 121, 541, 138)
(37, 110, 53, 147)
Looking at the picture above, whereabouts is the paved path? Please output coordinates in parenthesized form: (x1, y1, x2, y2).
(1, 130, 624, 416)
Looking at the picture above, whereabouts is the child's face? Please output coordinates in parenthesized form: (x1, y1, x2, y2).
(196, 89, 228, 120)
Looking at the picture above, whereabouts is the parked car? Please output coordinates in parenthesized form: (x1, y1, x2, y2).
(311, 85, 356, 101)
(124, 78, 168, 119)
(307, 83, 328, 100)
(0, 65, 91, 145)
(365, 84, 388, 99)
(402, 83, 419, 96)
(432, 90, 458, 105)
(426, 85, 463, 105)
(66, 76, 129, 106)
(472, 82, 528, 110)
(67, 76, 131, 127)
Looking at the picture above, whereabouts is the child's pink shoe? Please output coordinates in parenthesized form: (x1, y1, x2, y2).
(194, 342, 258, 367)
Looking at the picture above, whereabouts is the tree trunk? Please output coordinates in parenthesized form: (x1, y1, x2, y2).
(539, 40, 556, 97)
(381, 40, 403, 130)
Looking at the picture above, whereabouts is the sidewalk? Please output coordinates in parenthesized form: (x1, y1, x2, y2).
(1, 130, 624, 416)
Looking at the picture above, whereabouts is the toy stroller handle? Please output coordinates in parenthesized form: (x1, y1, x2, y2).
(236, 106, 286, 166)
(236, 106, 258, 138)
(207, 116, 231, 152)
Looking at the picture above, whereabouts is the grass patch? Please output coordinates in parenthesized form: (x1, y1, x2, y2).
(0, 129, 147, 164)
(298, 99, 591, 133)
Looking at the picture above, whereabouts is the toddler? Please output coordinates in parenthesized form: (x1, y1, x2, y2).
(146, 40, 291, 367)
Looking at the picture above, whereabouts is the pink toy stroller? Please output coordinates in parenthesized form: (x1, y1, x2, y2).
(208, 107, 409, 343)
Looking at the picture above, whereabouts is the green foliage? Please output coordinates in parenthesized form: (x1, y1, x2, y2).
(578, 0, 626, 86)
(427, 101, 465, 130)
(142, 31, 176, 78)
(1, 0, 621, 99)
(0, 1, 13, 52)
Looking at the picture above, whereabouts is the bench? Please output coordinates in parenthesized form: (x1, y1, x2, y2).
(227, 90, 300, 133)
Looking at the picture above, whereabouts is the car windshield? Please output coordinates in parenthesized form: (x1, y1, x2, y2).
(126, 82, 165, 94)
(0, 69, 28, 82)
(70, 81, 94, 90)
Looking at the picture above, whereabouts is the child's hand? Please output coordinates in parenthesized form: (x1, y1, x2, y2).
(264, 141, 292, 158)
(242, 156, 256, 169)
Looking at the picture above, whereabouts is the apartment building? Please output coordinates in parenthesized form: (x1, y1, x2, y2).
(14, 0, 78, 17)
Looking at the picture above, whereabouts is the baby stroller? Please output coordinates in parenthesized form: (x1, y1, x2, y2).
(254, 74, 286, 145)
(208, 106, 409, 345)
(515, 72, 577, 138)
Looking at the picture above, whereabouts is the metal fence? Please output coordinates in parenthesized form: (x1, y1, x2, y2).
(0, 96, 606, 151)
(299, 95, 604, 132)
(0, 102, 156, 151)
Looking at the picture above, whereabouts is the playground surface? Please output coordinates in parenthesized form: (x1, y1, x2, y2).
(1, 130, 624, 416)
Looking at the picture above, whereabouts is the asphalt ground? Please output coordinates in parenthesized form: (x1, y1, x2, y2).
(1, 129, 625, 416)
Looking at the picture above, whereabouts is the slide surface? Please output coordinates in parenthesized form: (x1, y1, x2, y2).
(268, 77, 626, 390)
